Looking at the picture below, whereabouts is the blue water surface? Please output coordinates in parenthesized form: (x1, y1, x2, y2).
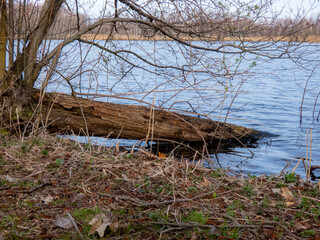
(37, 40, 320, 177)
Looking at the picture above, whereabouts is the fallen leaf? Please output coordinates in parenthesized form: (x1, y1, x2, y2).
(96, 222, 108, 237)
(110, 221, 119, 232)
(116, 142, 120, 152)
(209, 226, 219, 235)
(158, 152, 166, 159)
(190, 232, 197, 240)
(5, 175, 16, 183)
(272, 188, 281, 194)
(88, 217, 102, 236)
(89, 217, 100, 226)
(199, 177, 212, 187)
(294, 221, 308, 230)
(42, 195, 55, 204)
(100, 213, 112, 225)
(88, 212, 113, 237)
(121, 174, 128, 181)
(281, 187, 294, 201)
(53, 216, 73, 229)
(285, 201, 295, 206)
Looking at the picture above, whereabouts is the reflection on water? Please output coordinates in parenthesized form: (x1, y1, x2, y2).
(45, 40, 320, 177)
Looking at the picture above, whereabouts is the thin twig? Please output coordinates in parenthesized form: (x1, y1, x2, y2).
(17, 182, 50, 193)
(96, 192, 147, 205)
(66, 211, 89, 240)
(152, 221, 302, 239)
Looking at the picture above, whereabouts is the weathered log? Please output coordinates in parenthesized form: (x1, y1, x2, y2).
(32, 90, 262, 143)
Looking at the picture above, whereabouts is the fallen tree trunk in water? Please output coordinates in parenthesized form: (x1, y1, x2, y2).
(33, 90, 262, 143)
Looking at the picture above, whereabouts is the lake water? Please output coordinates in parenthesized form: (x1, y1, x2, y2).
(41, 40, 320, 177)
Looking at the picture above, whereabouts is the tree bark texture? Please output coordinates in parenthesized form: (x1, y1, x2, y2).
(7, 0, 14, 68)
(0, 0, 7, 80)
(33, 90, 261, 143)
(0, 0, 64, 96)
(23, 0, 65, 91)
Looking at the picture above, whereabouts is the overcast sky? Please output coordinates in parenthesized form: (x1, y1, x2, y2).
(81, 0, 320, 18)
(274, 0, 320, 17)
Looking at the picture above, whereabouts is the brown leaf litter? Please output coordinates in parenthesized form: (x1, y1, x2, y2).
(0, 134, 319, 239)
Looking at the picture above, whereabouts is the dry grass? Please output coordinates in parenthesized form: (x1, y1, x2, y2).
(0, 134, 319, 239)
(80, 34, 320, 43)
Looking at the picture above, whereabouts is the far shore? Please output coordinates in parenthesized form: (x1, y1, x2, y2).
(77, 34, 320, 43)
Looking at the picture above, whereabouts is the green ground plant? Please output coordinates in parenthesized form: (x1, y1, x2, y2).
(284, 172, 297, 183)
(300, 229, 316, 238)
(185, 210, 208, 224)
(1, 135, 319, 239)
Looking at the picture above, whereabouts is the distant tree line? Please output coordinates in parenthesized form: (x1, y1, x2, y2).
(88, 15, 320, 40)
(6, 1, 90, 40)
(7, 1, 320, 41)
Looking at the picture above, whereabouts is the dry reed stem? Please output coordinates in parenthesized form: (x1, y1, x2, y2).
(308, 128, 312, 182)
(306, 128, 309, 180)
(80, 34, 320, 43)
(292, 157, 304, 173)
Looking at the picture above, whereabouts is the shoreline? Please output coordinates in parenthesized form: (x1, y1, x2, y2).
(78, 34, 320, 43)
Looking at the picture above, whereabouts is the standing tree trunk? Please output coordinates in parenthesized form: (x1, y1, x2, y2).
(0, 0, 65, 126)
(23, 0, 64, 92)
(0, 0, 64, 92)
(7, 0, 13, 68)
(0, 0, 7, 80)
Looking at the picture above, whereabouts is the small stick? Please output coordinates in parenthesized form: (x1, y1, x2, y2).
(17, 182, 50, 194)
(152, 221, 302, 240)
(279, 160, 293, 176)
(301, 157, 307, 175)
(21, 170, 43, 180)
(292, 157, 303, 173)
(308, 128, 312, 182)
(66, 211, 88, 240)
(96, 192, 146, 205)
(306, 129, 309, 180)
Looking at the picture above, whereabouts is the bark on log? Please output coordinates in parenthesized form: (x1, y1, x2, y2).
(33, 90, 262, 143)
